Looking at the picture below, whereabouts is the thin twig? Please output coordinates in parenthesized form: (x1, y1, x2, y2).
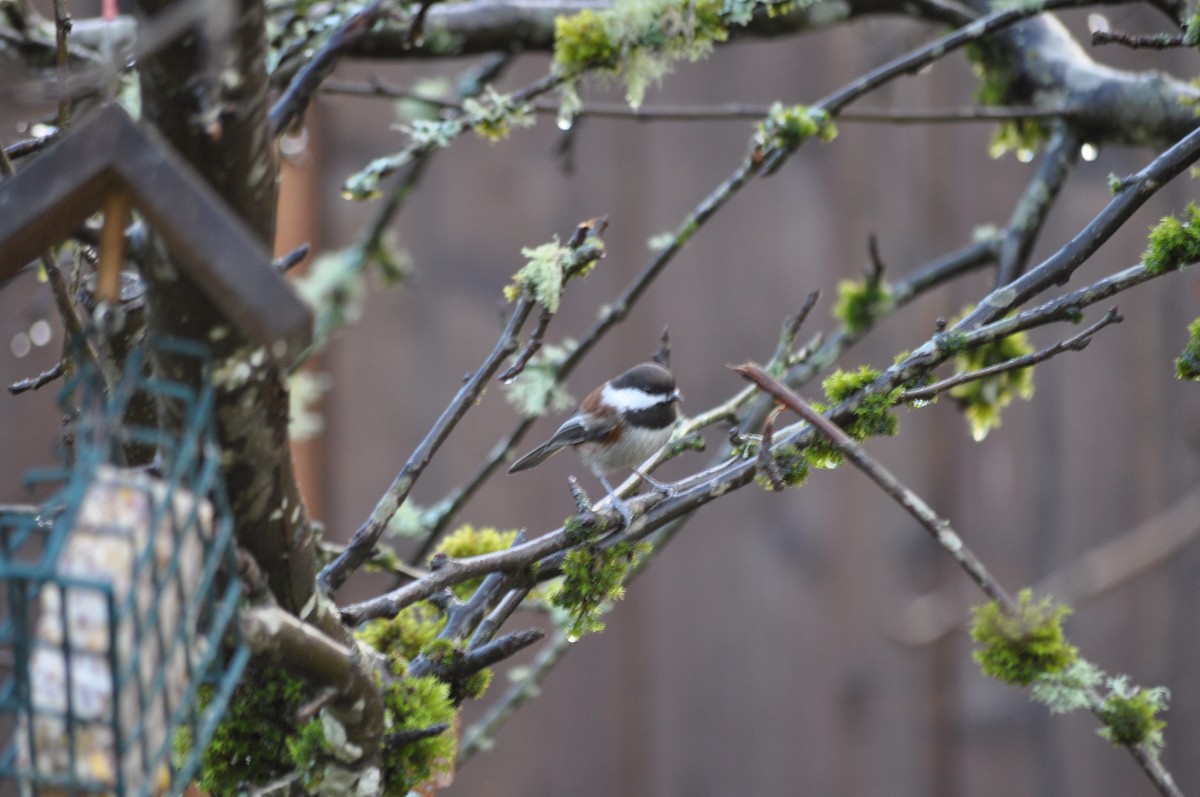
(496, 306, 552, 382)
(756, 404, 786, 491)
(404, 0, 443, 48)
(9, 361, 65, 395)
(1091, 29, 1185, 49)
(387, 723, 451, 747)
(273, 242, 310, 273)
(901, 307, 1123, 403)
(321, 79, 1076, 125)
(3, 132, 62, 160)
(468, 587, 532, 650)
(52, 0, 70, 130)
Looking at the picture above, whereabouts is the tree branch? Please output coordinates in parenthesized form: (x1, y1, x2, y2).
(994, 122, 1079, 286)
(239, 606, 386, 769)
(900, 307, 1123, 403)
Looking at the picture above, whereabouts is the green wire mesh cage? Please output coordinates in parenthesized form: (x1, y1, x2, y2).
(0, 338, 248, 796)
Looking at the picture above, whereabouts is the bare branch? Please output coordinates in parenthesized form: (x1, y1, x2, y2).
(8, 360, 65, 395)
(994, 122, 1080, 286)
(901, 307, 1123, 403)
(468, 587, 533, 649)
(273, 242, 310, 273)
(321, 79, 1076, 126)
(1091, 29, 1185, 49)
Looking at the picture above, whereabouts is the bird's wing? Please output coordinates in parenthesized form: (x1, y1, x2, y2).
(508, 413, 616, 472)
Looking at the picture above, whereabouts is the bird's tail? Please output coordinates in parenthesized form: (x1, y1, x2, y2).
(508, 441, 566, 473)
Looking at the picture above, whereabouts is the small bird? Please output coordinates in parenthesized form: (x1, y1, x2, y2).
(508, 362, 683, 525)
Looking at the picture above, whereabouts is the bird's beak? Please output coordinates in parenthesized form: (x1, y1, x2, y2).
(673, 389, 684, 402)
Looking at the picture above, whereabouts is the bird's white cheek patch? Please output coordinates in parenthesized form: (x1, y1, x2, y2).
(601, 383, 672, 411)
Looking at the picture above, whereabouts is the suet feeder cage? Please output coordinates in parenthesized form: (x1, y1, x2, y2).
(0, 339, 248, 796)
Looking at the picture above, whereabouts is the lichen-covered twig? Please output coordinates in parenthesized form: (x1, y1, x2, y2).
(900, 307, 1122, 403)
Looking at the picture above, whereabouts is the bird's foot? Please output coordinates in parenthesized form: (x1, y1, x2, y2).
(633, 467, 677, 498)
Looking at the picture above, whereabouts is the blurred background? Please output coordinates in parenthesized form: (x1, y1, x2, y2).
(3, 5, 1199, 796)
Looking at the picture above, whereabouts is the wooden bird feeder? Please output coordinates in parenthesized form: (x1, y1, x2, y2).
(0, 104, 312, 367)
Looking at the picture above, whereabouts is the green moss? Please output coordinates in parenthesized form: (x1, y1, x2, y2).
(459, 667, 494, 700)
(970, 589, 1077, 687)
(1175, 318, 1200, 380)
(793, 368, 899, 470)
(380, 676, 457, 794)
(803, 437, 844, 470)
(284, 719, 327, 790)
(1144, 203, 1200, 274)
(553, 541, 650, 638)
(561, 511, 600, 542)
(851, 389, 901, 439)
(822, 365, 879, 403)
(181, 665, 310, 796)
(833, 275, 891, 334)
(988, 118, 1050, 160)
(756, 443, 810, 490)
(435, 525, 518, 558)
(1099, 688, 1168, 748)
(554, 9, 620, 73)
(822, 367, 899, 439)
(949, 318, 1035, 441)
(357, 603, 446, 667)
(433, 525, 519, 598)
(1098, 679, 1170, 751)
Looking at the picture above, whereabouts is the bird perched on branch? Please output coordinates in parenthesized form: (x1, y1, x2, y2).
(509, 362, 683, 525)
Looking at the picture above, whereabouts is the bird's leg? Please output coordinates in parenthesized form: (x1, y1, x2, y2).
(597, 474, 634, 528)
(631, 467, 676, 498)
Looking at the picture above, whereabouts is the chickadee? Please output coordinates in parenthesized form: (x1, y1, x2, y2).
(508, 362, 683, 525)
